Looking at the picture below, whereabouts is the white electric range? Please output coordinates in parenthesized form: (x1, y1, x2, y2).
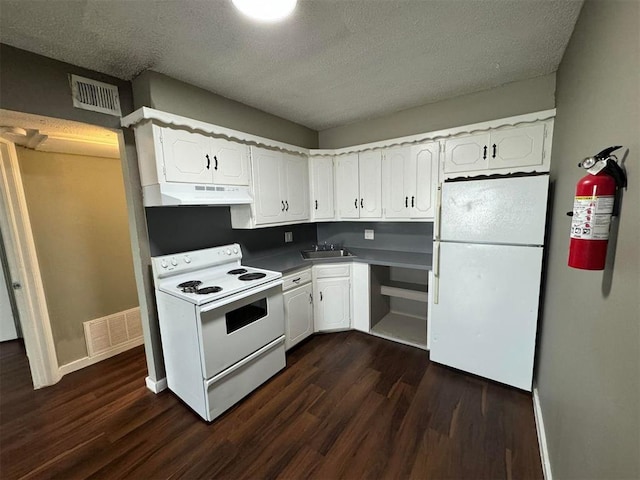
(151, 244, 285, 422)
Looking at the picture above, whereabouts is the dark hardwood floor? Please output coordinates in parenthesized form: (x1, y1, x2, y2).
(0, 332, 543, 479)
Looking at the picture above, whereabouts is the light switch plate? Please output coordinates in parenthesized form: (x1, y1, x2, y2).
(364, 229, 374, 240)
(284, 231, 293, 243)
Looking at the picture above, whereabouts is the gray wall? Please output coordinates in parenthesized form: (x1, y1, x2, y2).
(0, 45, 163, 382)
(536, 1, 639, 478)
(146, 206, 316, 258)
(318, 74, 556, 148)
(132, 71, 319, 148)
(317, 222, 432, 253)
(16, 148, 138, 365)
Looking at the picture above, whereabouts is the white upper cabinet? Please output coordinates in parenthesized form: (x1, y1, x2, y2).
(358, 151, 383, 218)
(210, 137, 250, 186)
(383, 142, 439, 219)
(335, 154, 360, 219)
(383, 147, 411, 218)
(411, 142, 439, 218)
(489, 124, 545, 170)
(335, 152, 382, 219)
(161, 129, 250, 186)
(444, 132, 490, 175)
(233, 146, 310, 228)
(309, 156, 335, 221)
(443, 122, 549, 179)
(253, 147, 287, 225)
(162, 129, 214, 184)
(283, 152, 310, 222)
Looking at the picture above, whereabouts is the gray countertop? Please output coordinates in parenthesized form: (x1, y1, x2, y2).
(245, 246, 432, 273)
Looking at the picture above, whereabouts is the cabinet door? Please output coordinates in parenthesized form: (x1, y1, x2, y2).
(283, 153, 310, 222)
(314, 277, 350, 331)
(411, 142, 439, 218)
(162, 129, 213, 184)
(284, 283, 314, 350)
(383, 147, 411, 219)
(358, 151, 382, 218)
(489, 124, 545, 171)
(210, 138, 249, 186)
(310, 157, 335, 220)
(443, 132, 490, 175)
(252, 147, 286, 225)
(335, 154, 360, 219)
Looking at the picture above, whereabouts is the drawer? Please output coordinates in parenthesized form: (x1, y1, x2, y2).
(282, 269, 312, 291)
(313, 264, 351, 279)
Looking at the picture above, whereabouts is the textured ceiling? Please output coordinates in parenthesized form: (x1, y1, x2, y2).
(0, 0, 583, 130)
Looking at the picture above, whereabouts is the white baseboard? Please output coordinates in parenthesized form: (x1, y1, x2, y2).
(58, 336, 144, 376)
(145, 375, 168, 393)
(533, 387, 553, 480)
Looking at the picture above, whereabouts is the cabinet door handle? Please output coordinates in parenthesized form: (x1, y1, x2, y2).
(360, 198, 363, 208)
(411, 196, 415, 207)
(315, 200, 318, 210)
(355, 198, 358, 209)
(492, 144, 497, 158)
(214, 155, 218, 170)
(320, 291, 323, 301)
(309, 293, 313, 304)
(285, 201, 289, 211)
(281, 201, 285, 211)
(405, 196, 408, 208)
(205, 154, 211, 170)
(483, 145, 487, 160)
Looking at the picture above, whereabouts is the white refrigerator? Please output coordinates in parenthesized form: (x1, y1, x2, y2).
(430, 175, 549, 391)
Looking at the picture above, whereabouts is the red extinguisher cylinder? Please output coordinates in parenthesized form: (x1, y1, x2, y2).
(568, 173, 616, 270)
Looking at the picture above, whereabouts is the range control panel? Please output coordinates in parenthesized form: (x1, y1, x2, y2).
(151, 244, 242, 277)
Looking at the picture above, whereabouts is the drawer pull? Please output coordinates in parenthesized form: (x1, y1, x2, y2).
(292, 277, 301, 283)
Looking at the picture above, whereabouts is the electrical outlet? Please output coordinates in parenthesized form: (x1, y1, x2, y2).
(364, 229, 374, 240)
(284, 231, 293, 243)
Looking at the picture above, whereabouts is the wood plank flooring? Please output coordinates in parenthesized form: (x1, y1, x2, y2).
(0, 332, 543, 479)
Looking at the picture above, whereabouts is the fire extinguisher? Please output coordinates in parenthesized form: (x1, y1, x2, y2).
(568, 146, 627, 270)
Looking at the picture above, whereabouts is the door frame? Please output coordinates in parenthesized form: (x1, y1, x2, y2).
(0, 138, 61, 388)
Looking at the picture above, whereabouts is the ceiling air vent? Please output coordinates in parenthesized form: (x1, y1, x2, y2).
(70, 74, 121, 116)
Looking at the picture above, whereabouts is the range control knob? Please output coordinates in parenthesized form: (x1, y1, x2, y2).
(184, 255, 191, 264)
(226, 249, 232, 256)
(160, 260, 168, 268)
(233, 247, 239, 254)
(171, 258, 178, 266)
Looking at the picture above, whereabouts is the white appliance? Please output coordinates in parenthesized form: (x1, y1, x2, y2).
(142, 182, 252, 207)
(151, 244, 285, 422)
(431, 175, 549, 391)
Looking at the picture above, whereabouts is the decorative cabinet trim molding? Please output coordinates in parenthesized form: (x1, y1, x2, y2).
(122, 107, 556, 159)
(121, 107, 310, 156)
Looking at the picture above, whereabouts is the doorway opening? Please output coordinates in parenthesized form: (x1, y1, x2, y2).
(0, 110, 140, 388)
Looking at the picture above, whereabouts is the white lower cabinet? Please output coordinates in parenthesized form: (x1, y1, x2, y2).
(282, 269, 314, 350)
(313, 264, 351, 332)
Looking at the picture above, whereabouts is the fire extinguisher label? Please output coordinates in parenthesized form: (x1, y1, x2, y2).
(570, 195, 615, 240)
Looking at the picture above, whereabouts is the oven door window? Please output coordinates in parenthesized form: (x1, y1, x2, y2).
(225, 298, 268, 334)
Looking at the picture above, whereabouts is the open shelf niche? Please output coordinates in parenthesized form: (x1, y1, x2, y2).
(369, 265, 428, 350)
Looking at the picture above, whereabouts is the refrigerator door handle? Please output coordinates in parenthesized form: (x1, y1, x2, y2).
(434, 183, 443, 240)
(433, 241, 440, 304)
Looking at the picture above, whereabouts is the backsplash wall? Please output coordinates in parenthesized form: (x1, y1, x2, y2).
(317, 222, 433, 253)
(146, 207, 317, 257)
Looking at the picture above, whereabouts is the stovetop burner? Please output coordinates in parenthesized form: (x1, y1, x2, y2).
(228, 268, 248, 275)
(238, 272, 267, 281)
(178, 280, 202, 293)
(196, 286, 223, 295)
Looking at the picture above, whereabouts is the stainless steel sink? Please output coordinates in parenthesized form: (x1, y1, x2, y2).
(301, 248, 354, 260)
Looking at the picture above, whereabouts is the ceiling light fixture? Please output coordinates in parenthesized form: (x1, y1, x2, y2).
(232, 0, 297, 22)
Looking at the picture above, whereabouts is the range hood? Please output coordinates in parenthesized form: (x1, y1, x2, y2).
(143, 183, 253, 207)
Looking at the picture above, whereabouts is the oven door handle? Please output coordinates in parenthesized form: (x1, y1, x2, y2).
(198, 279, 283, 313)
(205, 335, 285, 387)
